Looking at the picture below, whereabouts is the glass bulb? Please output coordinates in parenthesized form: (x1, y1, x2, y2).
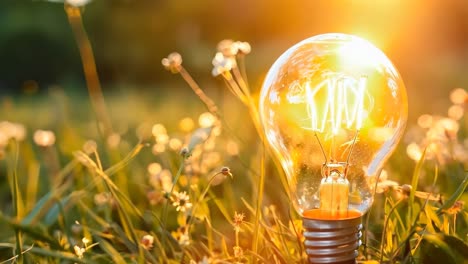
(260, 33, 407, 220)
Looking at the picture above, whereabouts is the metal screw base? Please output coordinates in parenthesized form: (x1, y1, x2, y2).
(303, 216, 362, 264)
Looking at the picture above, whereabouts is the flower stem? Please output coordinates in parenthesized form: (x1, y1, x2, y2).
(64, 4, 113, 138)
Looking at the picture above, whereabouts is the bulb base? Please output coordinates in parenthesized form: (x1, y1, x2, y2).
(302, 215, 362, 264)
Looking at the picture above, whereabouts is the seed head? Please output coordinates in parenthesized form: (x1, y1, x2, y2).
(162, 52, 183, 74)
(221, 166, 233, 178)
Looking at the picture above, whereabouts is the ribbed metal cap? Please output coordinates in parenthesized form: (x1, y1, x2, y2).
(302, 216, 362, 264)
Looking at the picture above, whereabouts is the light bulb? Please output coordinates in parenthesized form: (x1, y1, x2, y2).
(259, 33, 407, 263)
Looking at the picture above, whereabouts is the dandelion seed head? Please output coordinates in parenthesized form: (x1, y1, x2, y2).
(162, 52, 183, 73)
(33, 130, 56, 147)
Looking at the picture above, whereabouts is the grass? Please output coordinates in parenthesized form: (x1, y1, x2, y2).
(0, 3, 467, 264)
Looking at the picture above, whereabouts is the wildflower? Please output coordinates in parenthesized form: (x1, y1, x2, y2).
(217, 39, 238, 57)
(211, 52, 236, 77)
(73, 245, 85, 259)
(445, 200, 465, 215)
(82, 237, 90, 246)
(172, 226, 190, 246)
(235, 41, 251, 55)
(233, 211, 245, 232)
(141, 234, 154, 249)
(162, 52, 183, 73)
(171, 191, 193, 212)
(33, 130, 56, 147)
(66, 0, 92, 7)
(233, 245, 243, 258)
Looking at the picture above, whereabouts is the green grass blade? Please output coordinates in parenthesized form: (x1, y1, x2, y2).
(437, 172, 468, 214)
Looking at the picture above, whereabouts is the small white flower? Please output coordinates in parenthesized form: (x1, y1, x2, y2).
(162, 52, 183, 73)
(171, 191, 192, 212)
(235, 41, 251, 55)
(217, 39, 238, 57)
(141, 234, 154, 249)
(211, 52, 236, 77)
(74, 245, 85, 258)
(33, 130, 56, 147)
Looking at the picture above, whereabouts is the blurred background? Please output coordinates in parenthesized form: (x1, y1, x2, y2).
(0, 0, 467, 121)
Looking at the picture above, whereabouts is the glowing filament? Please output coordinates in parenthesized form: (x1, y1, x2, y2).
(305, 75, 367, 134)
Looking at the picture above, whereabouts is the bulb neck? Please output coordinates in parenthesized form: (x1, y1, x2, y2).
(302, 215, 362, 264)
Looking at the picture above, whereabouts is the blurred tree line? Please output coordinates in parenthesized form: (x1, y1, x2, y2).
(0, 0, 467, 120)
